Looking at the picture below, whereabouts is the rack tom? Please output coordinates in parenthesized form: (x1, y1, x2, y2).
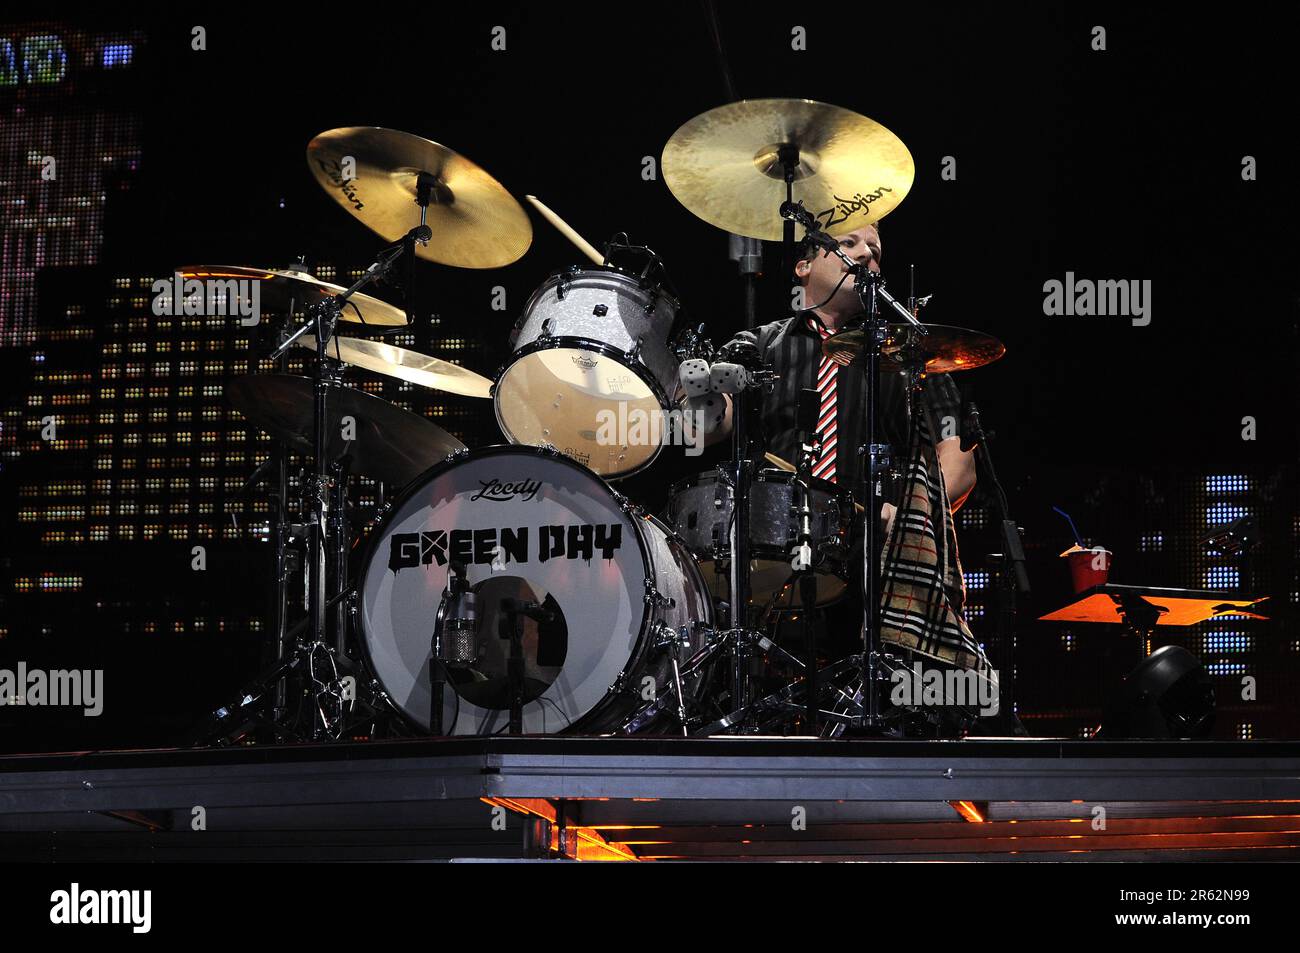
(493, 266, 681, 478)
(666, 467, 852, 608)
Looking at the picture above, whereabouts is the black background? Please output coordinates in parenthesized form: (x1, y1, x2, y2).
(108, 3, 1298, 474)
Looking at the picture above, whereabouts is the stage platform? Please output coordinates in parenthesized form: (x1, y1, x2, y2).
(2, 737, 1299, 861)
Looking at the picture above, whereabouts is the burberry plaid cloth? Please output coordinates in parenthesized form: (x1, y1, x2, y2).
(878, 394, 987, 671)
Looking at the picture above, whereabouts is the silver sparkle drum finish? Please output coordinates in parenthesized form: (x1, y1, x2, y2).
(493, 266, 682, 478)
(357, 445, 713, 735)
(666, 467, 853, 608)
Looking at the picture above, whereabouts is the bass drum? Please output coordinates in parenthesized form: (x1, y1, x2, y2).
(357, 445, 713, 735)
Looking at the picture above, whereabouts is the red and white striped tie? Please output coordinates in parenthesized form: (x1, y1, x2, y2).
(810, 321, 837, 483)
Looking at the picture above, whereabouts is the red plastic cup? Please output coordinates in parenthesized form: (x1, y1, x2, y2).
(1065, 547, 1111, 593)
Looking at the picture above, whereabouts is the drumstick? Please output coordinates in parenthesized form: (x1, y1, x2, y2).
(523, 195, 605, 265)
(764, 452, 865, 514)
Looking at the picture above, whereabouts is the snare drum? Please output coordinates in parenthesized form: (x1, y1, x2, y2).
(493, 266, 681, 478)
(666, 467, 852, 608)
(356, 445, 713, 734)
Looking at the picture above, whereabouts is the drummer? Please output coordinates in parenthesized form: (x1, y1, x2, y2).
(706, 223, 976, 527)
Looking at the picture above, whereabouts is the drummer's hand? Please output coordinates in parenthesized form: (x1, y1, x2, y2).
(880, 502, 897, 537)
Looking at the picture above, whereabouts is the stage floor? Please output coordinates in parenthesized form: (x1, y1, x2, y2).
(2, 737, 1299, 861)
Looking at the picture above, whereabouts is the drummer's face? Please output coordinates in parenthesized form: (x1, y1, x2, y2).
(796, 225, 881, 317)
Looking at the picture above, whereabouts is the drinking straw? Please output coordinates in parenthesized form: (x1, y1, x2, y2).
(1051, 505, 1084, 547)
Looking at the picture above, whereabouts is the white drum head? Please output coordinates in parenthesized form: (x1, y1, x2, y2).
(495, 347, 662, 476)
(359, 447, 648, 734)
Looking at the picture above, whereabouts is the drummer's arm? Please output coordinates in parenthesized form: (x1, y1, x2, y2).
(704, 395, 734, 446)
(937, 436, 976, 512)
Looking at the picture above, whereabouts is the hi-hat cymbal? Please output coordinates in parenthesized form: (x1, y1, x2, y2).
(177, 265, 409, 326)
(306, 127, 532, 269)
(823, 324, 1006, 374)
(662, 99, 914, 241)
(296, 334, 492, 399)
(228, 375, 464, 486)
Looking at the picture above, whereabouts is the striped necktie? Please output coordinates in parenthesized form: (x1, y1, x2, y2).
(810, 320, 837, 483)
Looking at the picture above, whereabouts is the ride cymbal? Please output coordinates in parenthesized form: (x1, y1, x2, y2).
(661, 99, 914, 241)
(307, 127, 532, 269)
(295, 334, 492, 399)
(823, 324, 1006, 374)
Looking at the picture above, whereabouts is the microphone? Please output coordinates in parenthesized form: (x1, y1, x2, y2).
(434, 561, 477, 665)
(500, 598, 555, 625)
(960, 401, 985, 453)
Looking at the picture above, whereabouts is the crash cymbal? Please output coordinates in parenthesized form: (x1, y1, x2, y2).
(295, 334, 492, 399)
(661, 99, 914, 241)
(823, 324, 1006, 374)
(228, 374, 465, 486)
(177, 265, 407, 327)
(306, 127, 532, 269)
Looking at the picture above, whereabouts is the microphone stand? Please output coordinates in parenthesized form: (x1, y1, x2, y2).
(962, 403, 1029, 735)
(779, 201, 926, 732)
(499, 598, 554, 735)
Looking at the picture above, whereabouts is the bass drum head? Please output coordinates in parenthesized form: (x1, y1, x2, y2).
(494, 344, 663, 477)
(358, 445, 650, 734)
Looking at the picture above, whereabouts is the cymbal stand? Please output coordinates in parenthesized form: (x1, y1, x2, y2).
(268, 236, 417, 738)
(793, 387, 822, 733)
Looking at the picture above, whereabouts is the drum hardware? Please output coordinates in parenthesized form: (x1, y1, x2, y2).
(190, 584, 360, 745)
(655, 623, 693, 737)
(499, 597, 558, 735)
(616, 622, 719, 736)
(792, 387, 823, 733)
(721, 340, 763, 727)
(696, 654, 864, 737)
(263, 236, 426, 739)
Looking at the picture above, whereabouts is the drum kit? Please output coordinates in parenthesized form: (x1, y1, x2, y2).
(193, 99, 1011, 746)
